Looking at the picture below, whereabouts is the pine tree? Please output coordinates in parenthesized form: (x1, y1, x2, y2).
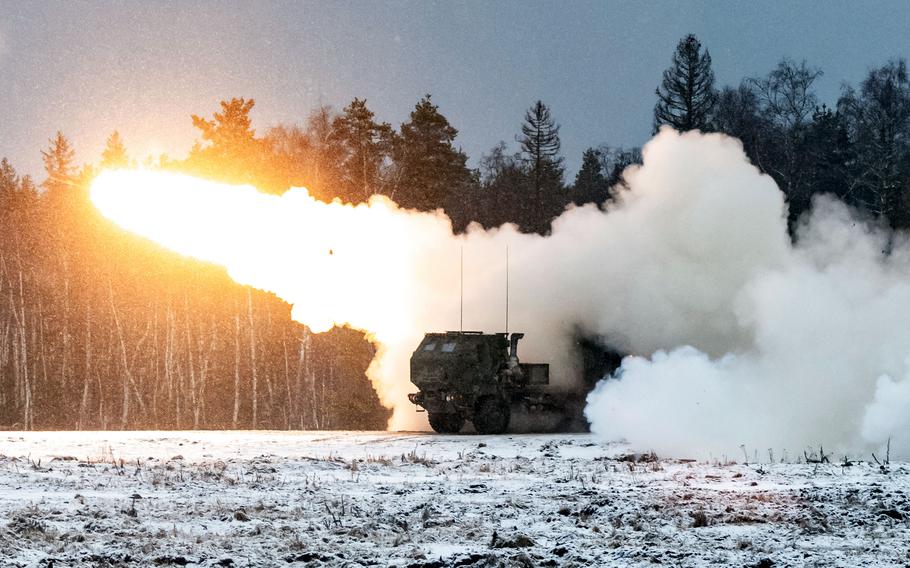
(330, 98, 393, 203)
(573, 148, 609, 206)
(192, 98, 256, 152)
(0, 158, 18, 207)
(18, 175, 38, 218)
(0, 158, 26, 228)
(390, 95, 471, 213)
(188, 97, 272, 188)
(19, 175, 37, 205)
(519, 100, 564, 231)
(654, 34, 716, 132)
(100, 131, 129, 168)
(41, 131, 76, 194)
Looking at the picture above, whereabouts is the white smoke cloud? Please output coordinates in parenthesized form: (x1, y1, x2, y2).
(862, 372, 910, 453)
(584, 136, 910, 460)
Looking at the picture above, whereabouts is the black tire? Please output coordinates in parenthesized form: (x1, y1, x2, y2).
(472, 396, 510, 434)
(428, 412, 465, 434)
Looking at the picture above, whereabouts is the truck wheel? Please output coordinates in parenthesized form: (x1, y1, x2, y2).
(473, 396, 510, 434)
(428, 413, 465, 434)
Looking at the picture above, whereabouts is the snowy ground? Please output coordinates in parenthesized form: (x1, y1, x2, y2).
(0, 432, 908, 567)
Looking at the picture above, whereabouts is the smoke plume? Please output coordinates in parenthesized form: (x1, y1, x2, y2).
(585, 134, 910, 460)
(92, 128, 910, 459)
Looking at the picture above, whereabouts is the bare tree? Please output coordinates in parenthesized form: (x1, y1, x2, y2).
(839, 59, 910, 224)
(750, 58, 823, 227)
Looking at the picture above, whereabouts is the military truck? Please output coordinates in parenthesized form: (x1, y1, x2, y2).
(407, 331, 555, 434)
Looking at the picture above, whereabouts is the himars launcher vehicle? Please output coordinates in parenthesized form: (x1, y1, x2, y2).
(408, 331, 563, 434)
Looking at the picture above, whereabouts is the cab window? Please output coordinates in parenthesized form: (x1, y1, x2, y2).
(423, 342, 437, 351)
(441, 342, 457, 352)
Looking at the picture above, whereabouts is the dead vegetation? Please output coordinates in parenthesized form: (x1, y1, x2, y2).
(1, 433, 908, 566)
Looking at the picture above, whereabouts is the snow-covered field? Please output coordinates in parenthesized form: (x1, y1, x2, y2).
(0, 431, 908, 567)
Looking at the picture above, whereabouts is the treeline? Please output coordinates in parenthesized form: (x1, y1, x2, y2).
(179, 95, 617, 235)
(654, 35, 910, 232)
(3, 33, 910, 430)
(0, 129, 386, 430)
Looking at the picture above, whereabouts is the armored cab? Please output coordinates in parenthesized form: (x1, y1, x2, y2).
(407, 331, 551, 434)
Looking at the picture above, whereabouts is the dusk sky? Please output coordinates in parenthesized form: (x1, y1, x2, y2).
(3, 1, 910, 180)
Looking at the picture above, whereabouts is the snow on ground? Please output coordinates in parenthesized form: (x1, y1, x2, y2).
(0, 431, 908, 567)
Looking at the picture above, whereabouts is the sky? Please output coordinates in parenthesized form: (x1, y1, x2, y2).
(3, 1, 910, 182)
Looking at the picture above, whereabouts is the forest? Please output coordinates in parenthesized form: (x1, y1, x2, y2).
(2, 33, 909, 430)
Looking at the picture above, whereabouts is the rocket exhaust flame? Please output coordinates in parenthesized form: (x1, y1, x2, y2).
(91, 130, 910, 458)
(91, 170, 419, 339)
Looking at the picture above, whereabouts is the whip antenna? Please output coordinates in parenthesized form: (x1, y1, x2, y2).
(460, 245, 464, 332)
(505, 245, 509, 335)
